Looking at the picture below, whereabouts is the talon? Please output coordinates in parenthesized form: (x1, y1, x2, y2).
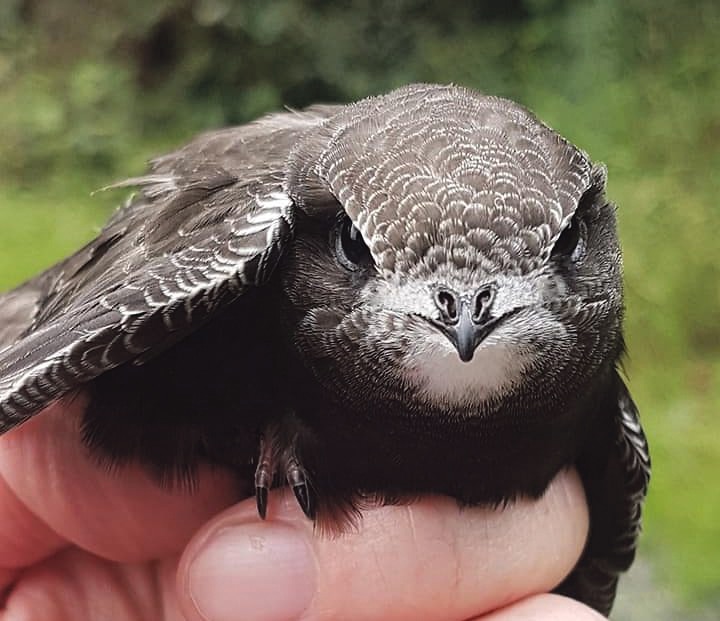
(287, 457, 314, 519)
(254, 421, 315, 520)
(254, 436, 275, 520)
(256, 484, 269, 519)
(293, 481, 314, 518)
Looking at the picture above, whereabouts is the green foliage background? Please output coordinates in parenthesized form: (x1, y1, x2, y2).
(1, 0, 718, 612)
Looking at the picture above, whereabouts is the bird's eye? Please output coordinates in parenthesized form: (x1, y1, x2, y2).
(335, 216, 372, 270)
(552, 215, 586, 262)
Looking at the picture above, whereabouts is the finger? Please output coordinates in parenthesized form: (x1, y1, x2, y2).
(0, 396, 240, 565)
(2, 547, 185, 621)
(178, 468, 589, 621)
(0, 471, 66, 582)
(477, 593, 605, 620)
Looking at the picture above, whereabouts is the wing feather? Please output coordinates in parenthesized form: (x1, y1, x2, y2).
(0, 105, 339, 432)
(557, 377, 651, 615)
(0, 183, 293, 431)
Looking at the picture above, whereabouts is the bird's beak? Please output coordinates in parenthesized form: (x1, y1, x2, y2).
(432, 305, 504, 362)
(423, 284, 505, 362)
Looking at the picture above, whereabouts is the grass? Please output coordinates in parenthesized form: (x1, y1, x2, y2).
(632, 355, 720, 604)
(0, 181, 111, 289)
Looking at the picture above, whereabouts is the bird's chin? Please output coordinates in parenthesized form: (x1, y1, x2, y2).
(401, 333, 529, 409)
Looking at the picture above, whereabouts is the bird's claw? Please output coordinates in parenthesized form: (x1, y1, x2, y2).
(254, 426, 314, 519)
(254, 453, 272, 519)
(287, 457, 314, 519)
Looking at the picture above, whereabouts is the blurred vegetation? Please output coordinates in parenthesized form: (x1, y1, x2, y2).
(0, 0, 718, 613)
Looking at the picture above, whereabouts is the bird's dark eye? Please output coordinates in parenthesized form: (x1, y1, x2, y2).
(552, 215, 586, 262)
(335, 216, 372, 270)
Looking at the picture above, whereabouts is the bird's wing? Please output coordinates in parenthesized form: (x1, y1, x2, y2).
(0, 107, 341, 433)
(557, 376, 651, 615)
(0, 274, 59, 347)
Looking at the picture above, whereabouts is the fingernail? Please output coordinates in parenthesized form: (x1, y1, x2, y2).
(188, 522, 316, 621)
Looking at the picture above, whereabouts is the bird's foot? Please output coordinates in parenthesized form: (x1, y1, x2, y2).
(254, 422, 315, 520)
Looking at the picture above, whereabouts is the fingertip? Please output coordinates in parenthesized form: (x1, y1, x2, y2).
(179, 494, 317, 621)
(478, 593, 606, 620)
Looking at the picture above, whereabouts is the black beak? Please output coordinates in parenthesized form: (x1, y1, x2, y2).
(435, 306, 506, 362)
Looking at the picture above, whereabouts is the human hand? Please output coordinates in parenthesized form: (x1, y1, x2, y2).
(0, 397, 603, 620)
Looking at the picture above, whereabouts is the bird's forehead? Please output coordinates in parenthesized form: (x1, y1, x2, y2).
(292, 84, 593, 276)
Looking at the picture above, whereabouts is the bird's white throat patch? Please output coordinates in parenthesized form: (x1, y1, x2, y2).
(403, 332, 525, 406)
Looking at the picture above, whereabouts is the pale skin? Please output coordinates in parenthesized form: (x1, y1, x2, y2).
(0, 397, 605, 621)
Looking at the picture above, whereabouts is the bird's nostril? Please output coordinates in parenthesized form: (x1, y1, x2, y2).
(434, 289, 459, 323)
(472, 287, 495, 322)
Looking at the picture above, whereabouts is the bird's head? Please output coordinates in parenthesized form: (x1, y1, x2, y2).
(278, 84, 623, 417)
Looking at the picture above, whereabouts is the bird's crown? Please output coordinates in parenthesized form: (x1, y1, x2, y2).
(288, 83, 601, 277)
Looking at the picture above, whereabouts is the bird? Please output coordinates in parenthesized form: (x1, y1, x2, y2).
(0, 83, 650, 615)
